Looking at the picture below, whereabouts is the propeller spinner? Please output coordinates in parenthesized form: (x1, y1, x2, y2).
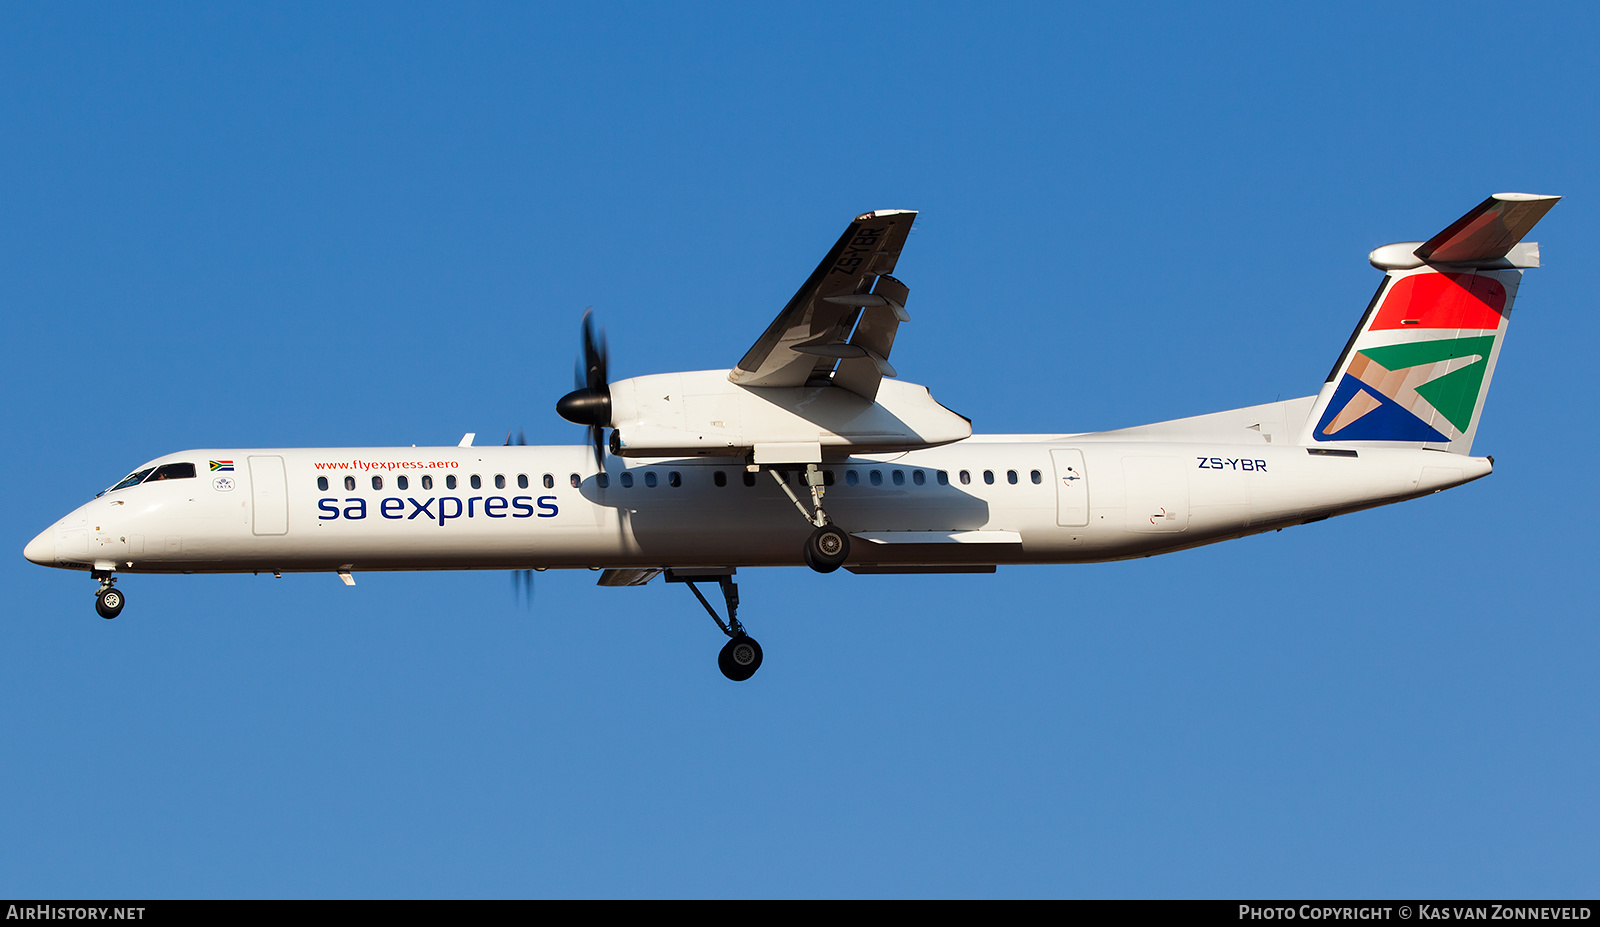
(555, 309, 612, 467)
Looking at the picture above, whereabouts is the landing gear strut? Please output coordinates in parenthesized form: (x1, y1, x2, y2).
(668, 569, 762, 681)
(93, 572, 124, 620)
(762, 463, 851, 573)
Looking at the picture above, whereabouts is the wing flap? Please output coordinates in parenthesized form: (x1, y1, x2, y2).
(833, 275, 909, 401)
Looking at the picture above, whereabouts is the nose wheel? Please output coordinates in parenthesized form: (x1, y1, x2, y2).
(718, 635, 763, 681)
(93, 575, 125, 620)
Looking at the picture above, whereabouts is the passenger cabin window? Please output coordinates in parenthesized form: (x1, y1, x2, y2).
(644, 471, 658, 488)
(822, 470, 835, 487)
(846, 470, 859, 486)
(596, 473, 610, 489)
(620, 472, 634, 488)
(495, 474, 506, 489)
(569, 473, 581, 488)
(397, 475, 408, 490)
(542, 474, 554, 489)
(714, 471, 727, 487)
(446, 475, 457, 490)
(869, 470, 883, 486)
(668, 471, 681, 487)
(1007, 470, 1018, 485)
(345, 476, 357, 491)
(372, 475, 383, 490)
(1031, 470, 1042, 484)
(937, 470, 949, 485)
(742, 471, 756, 487)
(317, 476, 329, 492)
(912, 470, 925, 486)
(518, 474, 529, 489)
(422, 475, 433, 490)
(983, 470, 995, 485)
(959, 470, 971, 485)
(892, 469, 905, 486)
(470, 475, 482, 490)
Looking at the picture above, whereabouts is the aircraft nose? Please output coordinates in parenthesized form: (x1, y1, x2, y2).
(23, 528, 56, 566)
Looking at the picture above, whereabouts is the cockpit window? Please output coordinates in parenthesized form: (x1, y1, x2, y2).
(106, 462, 198, 493)
(108, 468, 155, 492)
(148, 463, 197, 481)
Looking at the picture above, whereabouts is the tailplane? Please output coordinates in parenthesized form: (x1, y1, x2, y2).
(1299, 193, 1559, 454)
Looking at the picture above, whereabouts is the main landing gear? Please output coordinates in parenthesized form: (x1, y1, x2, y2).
(668, 569, 762, 681)
(93, 572, 125, 620)
(762, 463, 850, 573)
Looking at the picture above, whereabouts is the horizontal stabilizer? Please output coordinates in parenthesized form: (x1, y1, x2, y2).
(1415, 193, 1560, 265)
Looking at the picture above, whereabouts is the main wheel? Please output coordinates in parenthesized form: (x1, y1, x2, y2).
(95, 587, 125, 620)
(804, 525, 849, 573)
(718, 634, 763, 681)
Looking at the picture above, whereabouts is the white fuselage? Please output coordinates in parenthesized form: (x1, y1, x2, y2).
(25, 427, 1491, 576)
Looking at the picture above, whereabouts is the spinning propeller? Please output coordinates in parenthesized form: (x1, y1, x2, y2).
(555, 309, 612, 468)
(503, 430, 534, 604)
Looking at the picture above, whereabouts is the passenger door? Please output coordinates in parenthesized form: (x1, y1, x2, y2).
(248, 456, 289, 536)
(1050, 449, 1089, 527)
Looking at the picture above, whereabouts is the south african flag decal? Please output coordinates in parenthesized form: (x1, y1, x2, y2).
(210, 460, 234, 472)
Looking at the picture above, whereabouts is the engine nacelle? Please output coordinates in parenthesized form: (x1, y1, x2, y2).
(607, 370, 971, 461)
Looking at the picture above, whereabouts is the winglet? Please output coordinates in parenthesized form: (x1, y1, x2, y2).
(1414, 193, 1560, 264)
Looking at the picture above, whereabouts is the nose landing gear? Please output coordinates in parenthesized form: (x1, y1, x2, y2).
(93, 573, 124, 620)
(668, 569, 763, 681)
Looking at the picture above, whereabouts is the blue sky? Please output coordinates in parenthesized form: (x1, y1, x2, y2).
(3, 3, 1597, 898)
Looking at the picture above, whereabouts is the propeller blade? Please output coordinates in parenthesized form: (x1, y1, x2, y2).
(511, 569, 536, 608)
(557, 308, 614, 470)
(581, 308, 608, 392)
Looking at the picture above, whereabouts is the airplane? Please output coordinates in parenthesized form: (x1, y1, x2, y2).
(23, 193, 1560, 680)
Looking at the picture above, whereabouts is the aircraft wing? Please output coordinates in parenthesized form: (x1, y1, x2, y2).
(729, 209, 916, 401)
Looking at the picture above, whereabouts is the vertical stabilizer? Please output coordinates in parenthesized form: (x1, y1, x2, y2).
(1299, 194, 1558, 455)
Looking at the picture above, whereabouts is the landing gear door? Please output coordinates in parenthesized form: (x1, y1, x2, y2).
(248, 455, 289, 536)
(1050, 449, 1089, 527)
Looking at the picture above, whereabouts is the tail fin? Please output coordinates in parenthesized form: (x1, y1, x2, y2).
(1299, 193, 1559, 454)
